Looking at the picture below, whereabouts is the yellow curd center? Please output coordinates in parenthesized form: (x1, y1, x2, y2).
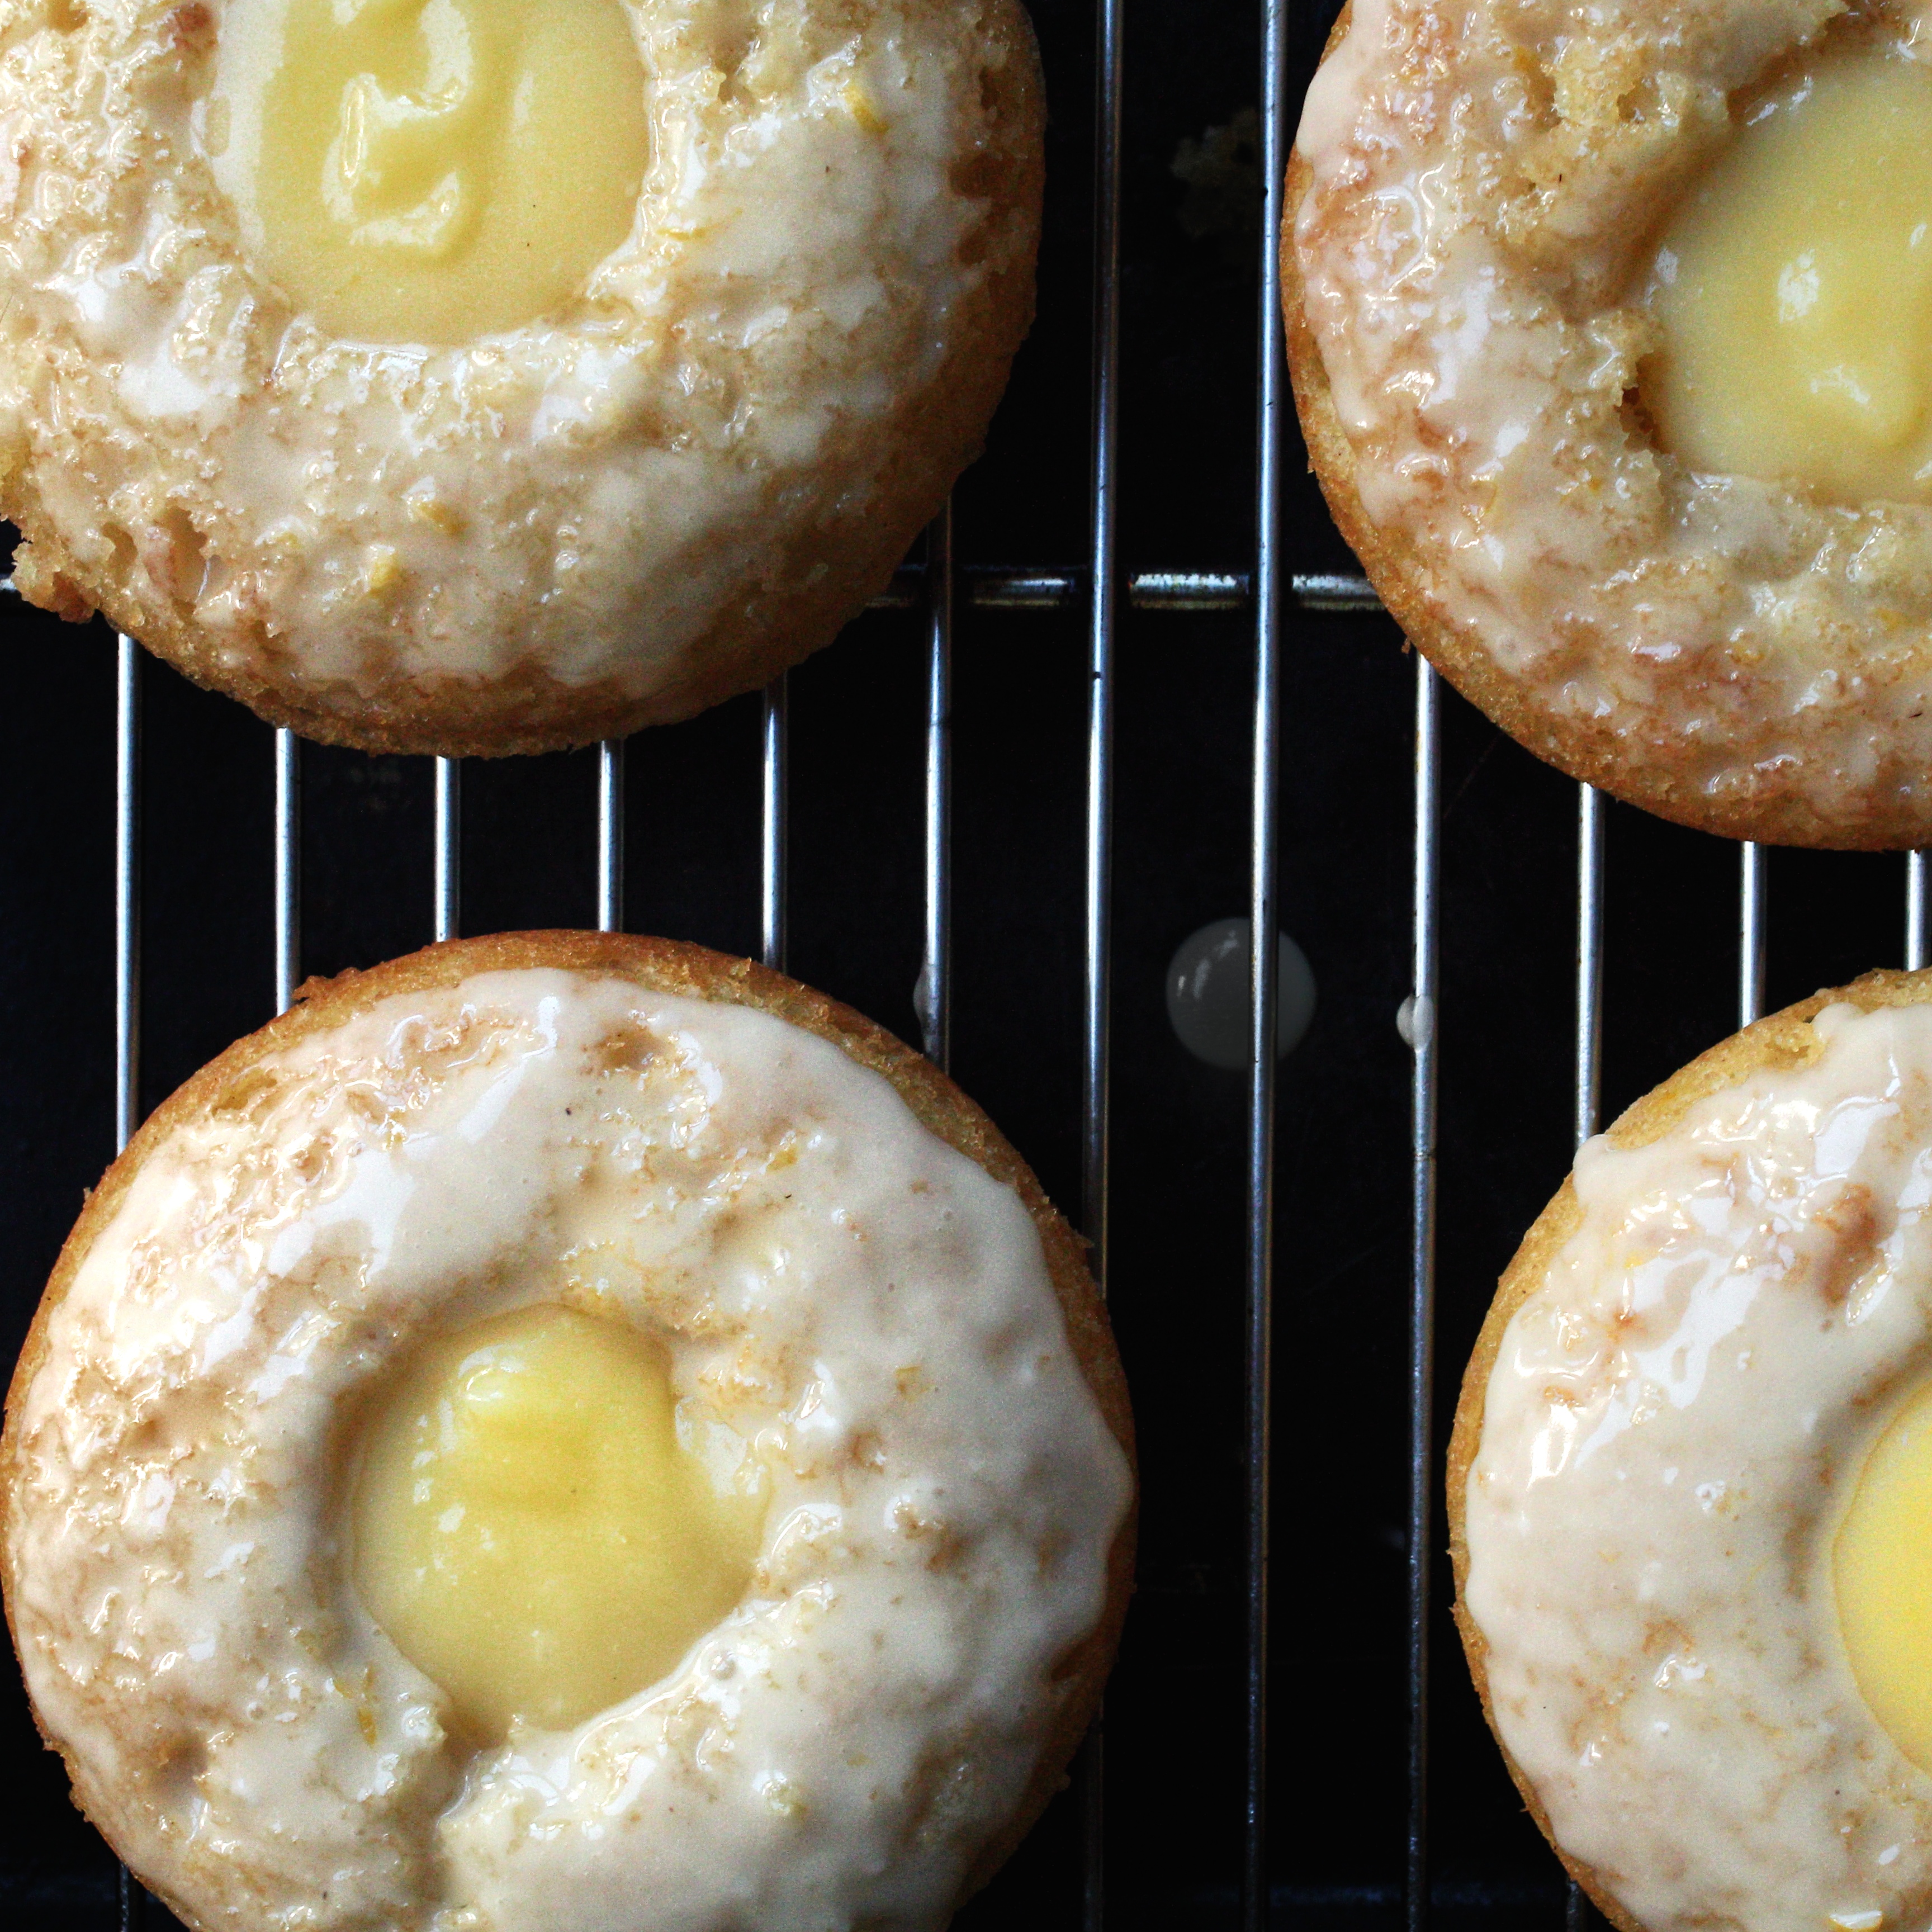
(1645, 46, 1932, 505)
(1835, 1375, 1932, 1771)
(351, 1304, 763, 1740)
(212, 0, 649, 344)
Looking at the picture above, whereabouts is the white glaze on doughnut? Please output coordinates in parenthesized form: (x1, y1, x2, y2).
(1291, 1, 1932, 840)
(0, 0, 1038, 749)
(1465, 1000, 1932, 1932)
(6, 970, 1130, 1931)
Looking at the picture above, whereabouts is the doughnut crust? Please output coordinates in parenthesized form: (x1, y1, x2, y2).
(1287, 1, 1932, 850)
(1, 932, 1135, 1932)
(1450, 969, 1932, 1932)
(0, 1, 1042, 756)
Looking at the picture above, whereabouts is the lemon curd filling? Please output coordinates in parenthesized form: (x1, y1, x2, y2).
(210, 0, 649, 344)
(1835, 1376, 1932, 1772)
(351, 1304, 764, 1741)
(1644, 46, 1932, 505)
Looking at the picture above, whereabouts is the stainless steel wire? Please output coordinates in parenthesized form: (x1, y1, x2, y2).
(433, 759, 461, 944)
(598, 740, 626, 935)
(1564, 783, 1608, 1932)
(1740, 844, 1768, 1027)
(920, 505, 954, 1071)
(1246, 0, 1290, 1921)
(1083, 0, 1122, 1322)
(1566, 1874, 1589, 1932)
(761, 678, 789, 973)
(1131, 572, 1250, 610)
(114, 637, 141, 1157)
(1407, 658, 1443, 1932)
(1082, 0, 1124, 1916)
(864, 562, 1371, 613)
(1291, 573, 1381, 613)
(1910, 853, 1927, 972)
(113, 636, 142, 1932)
(1575, 787, 1605, 1152)
(274, 731, 301, 1014)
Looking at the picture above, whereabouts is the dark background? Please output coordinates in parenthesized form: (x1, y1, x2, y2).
(0, 0, 1916, 1924)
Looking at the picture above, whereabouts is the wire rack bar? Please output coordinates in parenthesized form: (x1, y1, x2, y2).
(1245, 0, 1291, 1921)
(761, 677, 789, 973)
(1575, 787, 1605, 1151)
(1407, 657, 1443, 1932)
(1130, 572, 1248, 612)
(114, 637, 141, 1157)
(920, 506, 954, 1069)
(1909, 854, 1927, 972)
(1081, 0, 1124, 1916)
(597, 740, 626, 935)
(1739, 844, 1768, 1027)
(972, 571, 1084, 612)
(862, 564, 1377, 613)
(1292, 573, 1382, 613)
(274, 731, 301, 1014)
(1564, 783, 1608, 1932)
(113, 636, 143, 1932)
(432, 759, 461, 944)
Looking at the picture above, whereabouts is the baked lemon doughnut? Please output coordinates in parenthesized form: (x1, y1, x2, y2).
(1288, 2, 1932, 849)
(1450, 968, 1932, 1932)
(1, 932, 1134, 1931)
(0, 0, 1041, 756)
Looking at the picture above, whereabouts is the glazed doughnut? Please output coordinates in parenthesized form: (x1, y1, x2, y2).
(1451, 969, 1932, 1932)
(1288, 1, 1932, 849)
(0, 0, 1041, 756)
(1, 933, 1134, 1931)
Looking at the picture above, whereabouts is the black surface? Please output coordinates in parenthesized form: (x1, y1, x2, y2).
(0, 0, 1914, 1926)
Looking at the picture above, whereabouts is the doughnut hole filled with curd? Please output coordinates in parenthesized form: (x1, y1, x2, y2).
(350, 1303, 766, 1743)
(1643, 41, 1932, 508)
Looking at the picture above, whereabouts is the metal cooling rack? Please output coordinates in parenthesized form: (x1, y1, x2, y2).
(55, 0, 1918, 1929)
(58, 0, 1280, 1916)
(92, 2, 1290, 1923)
